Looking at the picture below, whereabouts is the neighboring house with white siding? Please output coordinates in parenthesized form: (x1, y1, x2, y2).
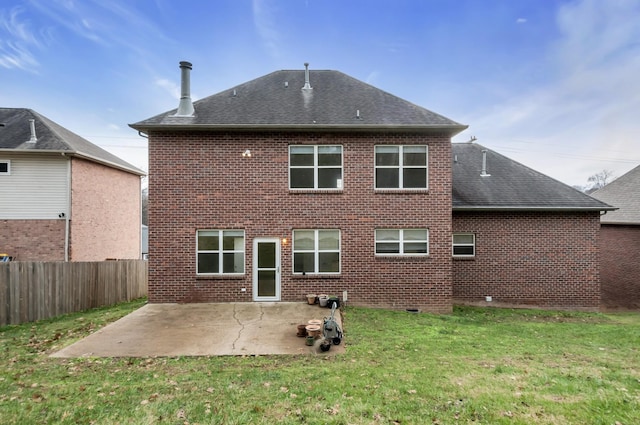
(0, 108, 145, 261)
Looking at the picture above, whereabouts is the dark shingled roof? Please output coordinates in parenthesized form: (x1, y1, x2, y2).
(0, 108, 144, 175)
(591, 164, 640, 224)
(452, 143, 614, 211)
(130, 68, 467, 133)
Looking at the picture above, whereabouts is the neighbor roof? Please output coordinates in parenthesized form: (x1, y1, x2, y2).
(452, 143, 614, 211)
(0, 108, 145, 176)
(590, 164, 640, 224)
(130, 67, 467, 134)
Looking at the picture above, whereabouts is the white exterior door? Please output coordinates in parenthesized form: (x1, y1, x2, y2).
(253, 238, 280, 301)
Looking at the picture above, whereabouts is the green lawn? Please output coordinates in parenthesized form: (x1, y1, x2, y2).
(1, 299, 639, 424)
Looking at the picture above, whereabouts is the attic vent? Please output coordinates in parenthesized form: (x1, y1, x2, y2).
(302, 63, 312, 90)
(27, 119, 37, 143)
(285, 81, 288, 88)
(481, 150, 491, 177)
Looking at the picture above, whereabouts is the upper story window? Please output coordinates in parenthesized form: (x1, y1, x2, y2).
(289, 145, 343, 190)
(375, 145, 428, 189)
(0, 160, 10, 175)
(375, 229, 429, 255)
(453, 233, 475, 257)
(293, 229, 341, 274)
(196, 230, 245, 275)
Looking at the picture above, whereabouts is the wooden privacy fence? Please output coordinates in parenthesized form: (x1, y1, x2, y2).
(0, 260, 148, 326)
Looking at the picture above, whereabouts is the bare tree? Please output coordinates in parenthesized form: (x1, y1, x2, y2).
(586, 169, 616, 193)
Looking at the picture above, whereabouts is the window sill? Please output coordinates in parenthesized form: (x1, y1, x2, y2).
(292, 274, 342, 279)
(289, 189, 344, 194)
(196, 275, 246, 280)
(374, 189, 429, 194)
(453, 256, 476, 261)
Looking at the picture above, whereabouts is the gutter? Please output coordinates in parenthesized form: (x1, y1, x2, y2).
(453, 205, 617, 212)
(129, 123, 469, 136)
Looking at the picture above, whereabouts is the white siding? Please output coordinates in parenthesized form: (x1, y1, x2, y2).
(0, 153, 69, 219)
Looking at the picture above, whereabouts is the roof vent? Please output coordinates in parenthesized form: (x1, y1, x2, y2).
(302, 63, 312, 90)
(481, 149, 491, 177)
(174, 61, 195, 117)
(27, 119, 37, 143)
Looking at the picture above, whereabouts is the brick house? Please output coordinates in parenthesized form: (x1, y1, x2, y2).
(130, 62, 612, 313)
(0, 108, 146, 261)
(591, 165, 640, 309)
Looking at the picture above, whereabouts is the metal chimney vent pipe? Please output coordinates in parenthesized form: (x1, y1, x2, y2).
(175, 61, 195, 117)
(481, 149, 491, 177)
(27, 119, 37, 143)
(302, 62, 312, 90)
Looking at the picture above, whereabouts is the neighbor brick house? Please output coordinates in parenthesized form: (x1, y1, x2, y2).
(130, 62, 612, 313)
(0, 108, 146, 261)
(591, 165, 640, 309)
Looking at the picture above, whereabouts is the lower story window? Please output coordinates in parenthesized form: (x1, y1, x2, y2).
(293, 229, 340, 274)
(453, 233, 475, 257)
(375, 229, 429, 255)
(197, 230, 245, 275)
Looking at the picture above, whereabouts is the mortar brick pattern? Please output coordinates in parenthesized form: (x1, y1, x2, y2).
(148, 131, 453, 313)
(599, 224, 640, 309)
(452, 211, 601, 310)
(0, 219, 65, 261)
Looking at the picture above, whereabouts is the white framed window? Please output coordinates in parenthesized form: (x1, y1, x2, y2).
(375, 229, 429, 255)
(375, 145, 428, 189)
(289, 145, 343, 189)
(196, 230, 245, 275)
(293, 229, 341, 274)
(453, 233, 475, 257)
(0, 160, 10, 175)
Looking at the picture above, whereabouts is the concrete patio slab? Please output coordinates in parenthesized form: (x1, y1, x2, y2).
(50, 302, 344, 358)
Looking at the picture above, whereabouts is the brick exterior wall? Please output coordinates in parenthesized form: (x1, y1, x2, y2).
(148, 131, 453, 313)
(70, 158, 141, 261)
(599, 224, 640, 310)
(452, 211, 601, 310)
(0, 219, 65, 261)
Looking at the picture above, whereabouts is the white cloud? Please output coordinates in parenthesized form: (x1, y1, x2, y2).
(252, 0, 281, 58)
(155, 78, 180, 99)
(0, 6, 46, 70)
(457, 0, 640, 186)
(516, 18, 527, 24)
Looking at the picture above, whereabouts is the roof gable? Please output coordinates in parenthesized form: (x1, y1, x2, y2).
(452, 143, 613, 211)
(0, 108, 144, 175)
(591, 164, 640, 224)
(131, 68, 467, 133)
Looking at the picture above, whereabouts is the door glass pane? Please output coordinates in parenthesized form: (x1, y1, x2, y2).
(198, 253, 219, 273)
(319, 252, 339, 273)
(294, 231, 315, 250)
(403, 168, 427, 188)
(376, 169, 399, 188)
(257, 243, 275, 268)
(290, 168, 314, 188)
(257, 271, 276, 296)
(294, 253, 315, 273)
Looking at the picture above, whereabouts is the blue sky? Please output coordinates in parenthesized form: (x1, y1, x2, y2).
(1, 0, 639, 187)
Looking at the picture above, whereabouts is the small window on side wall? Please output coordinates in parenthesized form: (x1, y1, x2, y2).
(453, 233, 475, 257)
(0, 160, 10, 175)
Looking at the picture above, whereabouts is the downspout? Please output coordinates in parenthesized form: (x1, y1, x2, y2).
(63, 153, 71, 261)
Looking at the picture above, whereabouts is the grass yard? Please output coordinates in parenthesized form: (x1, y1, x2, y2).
(1, 299, 639, 425)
